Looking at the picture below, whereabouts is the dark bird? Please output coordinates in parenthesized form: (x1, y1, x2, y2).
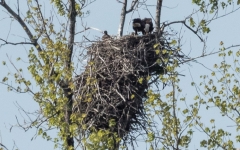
(142, 18, 154, 35)
(132, 18, 145, 35)
(102, 30, 111, 40)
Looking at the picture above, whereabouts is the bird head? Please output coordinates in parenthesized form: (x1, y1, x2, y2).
(132, 18, 141, 23)
(103, 31, 108, 35)
(143, 18, 152, 23)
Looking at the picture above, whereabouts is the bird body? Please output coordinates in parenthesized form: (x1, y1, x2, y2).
(102, 30, 111, 40)
(132, 18, 145, 35)
(144, 24, 150, 34)
(132, 22, 141, 28)
(142, 18, 153, 35)
(132, 18, 154, 35)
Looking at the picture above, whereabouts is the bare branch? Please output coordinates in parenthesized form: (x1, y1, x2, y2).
(116, 0, 124, 4)
(75, 27, 103, 35)
(183, 44, 240, 64)
(163, 20, 204, 42)
(0, 38, 34, 47)
(126, 0, 139, 14)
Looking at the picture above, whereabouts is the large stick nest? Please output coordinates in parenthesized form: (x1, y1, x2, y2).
(74, 33, 182, 140)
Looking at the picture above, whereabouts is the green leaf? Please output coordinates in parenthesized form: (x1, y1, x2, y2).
(109, 119, 116, 127)
(146, 132, 155, 142)
(130, 94, 135, 99)
(190, 17, 195, 27)
(170, 40, 177, 45)
(153, 43, 159, 49)
(210, 119, 215, 123)
(138, 77, 144, 84)
(211, 72, 215, 76)
(38, 128, 43, 135)
(182, 109, 189, 114)
(155, 49, 160, 54)
(2, 77, 8, 82)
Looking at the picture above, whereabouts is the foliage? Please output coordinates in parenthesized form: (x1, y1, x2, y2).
(191, 43, 240, 149)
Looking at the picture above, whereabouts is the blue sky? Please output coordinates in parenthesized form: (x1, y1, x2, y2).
(1, 0, 240, 149)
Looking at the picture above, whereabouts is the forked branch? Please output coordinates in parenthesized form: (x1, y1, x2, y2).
(118, 0, 139, 37)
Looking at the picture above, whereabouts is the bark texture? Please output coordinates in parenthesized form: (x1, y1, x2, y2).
(155, 0, 163, 33)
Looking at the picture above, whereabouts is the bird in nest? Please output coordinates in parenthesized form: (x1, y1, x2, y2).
(132, 18, 145, 35)
(102, 30, 111, 40)
(132, 18, 154, 35)
(142, 18, 154, 35)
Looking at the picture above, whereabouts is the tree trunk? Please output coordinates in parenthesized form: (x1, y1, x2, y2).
(117, 0, 127, 37)
(65, 88, 74, 148)
(65, 0, 77, 148)
(155, 0, 163, 33)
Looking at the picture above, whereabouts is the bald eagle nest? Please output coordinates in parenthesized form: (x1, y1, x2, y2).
(74, 33, 183, 141)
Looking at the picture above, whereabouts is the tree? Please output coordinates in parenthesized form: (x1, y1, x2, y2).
(0, 0, 81, 149)
(1, 0, 240, 150)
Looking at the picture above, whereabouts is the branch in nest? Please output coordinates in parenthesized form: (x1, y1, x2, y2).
(114, 89, 127, 102)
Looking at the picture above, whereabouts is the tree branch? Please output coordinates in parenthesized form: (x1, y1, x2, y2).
(34, 0, 51, 40)
(116, 0, 124, 4)
(163, 20, 204, 42)
(0, 0, 42, 52)
(0, 143, 9, 150)
(0, 38, 35, 47)
(126, 0, 138, 14)
(182, 44, 240, 64)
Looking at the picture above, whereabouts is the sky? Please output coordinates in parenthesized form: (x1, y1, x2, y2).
(1, 0, 240, 150)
